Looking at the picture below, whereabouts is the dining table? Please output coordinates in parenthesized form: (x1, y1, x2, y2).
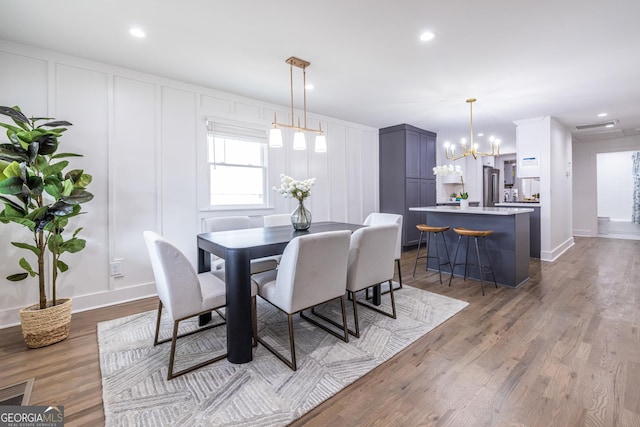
(197, 221, 365, 364)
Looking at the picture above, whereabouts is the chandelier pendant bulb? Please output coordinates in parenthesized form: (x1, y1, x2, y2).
(269, 112, 284, 148)
(269, 56, 326, 152)
(444, 98, 500, 161)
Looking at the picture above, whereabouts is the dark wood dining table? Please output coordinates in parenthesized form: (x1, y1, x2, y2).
(197, 221, 367, 364)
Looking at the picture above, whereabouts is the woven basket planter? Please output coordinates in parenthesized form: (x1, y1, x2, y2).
(19, 298, 72, 348)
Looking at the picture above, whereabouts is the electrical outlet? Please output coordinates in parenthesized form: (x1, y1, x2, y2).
(110, 259, 124, 277)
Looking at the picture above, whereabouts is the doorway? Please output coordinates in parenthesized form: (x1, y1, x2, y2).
(596, 151, 640, 240)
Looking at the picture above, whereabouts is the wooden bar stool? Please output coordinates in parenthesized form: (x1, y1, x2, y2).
(448, 227, 497, 295)
(412, 224, 452, 284)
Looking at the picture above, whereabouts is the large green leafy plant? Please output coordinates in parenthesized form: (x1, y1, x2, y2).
(0, 106, 93, 309)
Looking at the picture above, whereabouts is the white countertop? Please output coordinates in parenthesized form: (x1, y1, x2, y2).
(409, 206, 534, 215)
(495, 202, 541, 207)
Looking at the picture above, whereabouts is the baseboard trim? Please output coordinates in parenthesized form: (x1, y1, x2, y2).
(541, 237, 575, 262)
(572, 229, 594, 237)
(0, 283, 156, 329)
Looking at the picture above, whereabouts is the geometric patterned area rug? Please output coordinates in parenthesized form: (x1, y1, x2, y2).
(98, 286, 468, 426)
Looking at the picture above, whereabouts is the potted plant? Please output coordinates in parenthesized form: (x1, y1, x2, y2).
(458, 191, 470, 209)
(0, 106, 93, 348)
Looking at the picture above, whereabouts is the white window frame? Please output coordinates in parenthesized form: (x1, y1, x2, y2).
(201, 119, 269, 211)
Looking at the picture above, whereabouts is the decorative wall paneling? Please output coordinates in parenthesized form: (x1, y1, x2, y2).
(0, 40, 379, 328)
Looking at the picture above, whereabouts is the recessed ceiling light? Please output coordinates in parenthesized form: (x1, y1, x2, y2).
(129, 28, 146, 38)
(305, 84, 314, 90)
(597, 112, 607, 117)
(419, 31, 435, 42)
(477, 132, 484, 137)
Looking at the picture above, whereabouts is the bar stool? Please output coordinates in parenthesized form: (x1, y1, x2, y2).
(448, 227, 497, 295)
(412, 224, 452, 284)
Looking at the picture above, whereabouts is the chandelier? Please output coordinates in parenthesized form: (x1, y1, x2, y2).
(268, 56, 327, 153)
(444, 98, 500, 160)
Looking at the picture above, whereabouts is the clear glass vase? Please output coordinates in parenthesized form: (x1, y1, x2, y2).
(291, 200, 312, 231)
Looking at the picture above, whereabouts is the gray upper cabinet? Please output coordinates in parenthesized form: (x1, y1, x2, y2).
(406, 131, 421, 178)
(379, 124, 437, 247)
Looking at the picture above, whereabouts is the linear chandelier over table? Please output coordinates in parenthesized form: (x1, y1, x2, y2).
(268, 56, 327, 153)
(444, 98, 500, 160)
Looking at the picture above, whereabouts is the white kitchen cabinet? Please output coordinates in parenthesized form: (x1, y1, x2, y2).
(514, 117, 545, 178)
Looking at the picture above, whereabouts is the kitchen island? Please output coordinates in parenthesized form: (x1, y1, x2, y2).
(409, 206, 533, 288)
(495, 202, 541, 258)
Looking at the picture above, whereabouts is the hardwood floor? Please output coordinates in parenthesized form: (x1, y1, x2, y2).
(1, 237, 638, 426)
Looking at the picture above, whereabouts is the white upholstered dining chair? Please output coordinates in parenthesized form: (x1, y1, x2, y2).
(203, 216, 278, 274)
(263, 213, 291, 227)
(143, 231, 258, 380)
(262, 214, 291, 263)
(251, 230, 351, 371)
(345, 224, 400, 338)
(307, 224, 398, 339)
(363, 212, 404, 290)
(347, 224, 398, 337)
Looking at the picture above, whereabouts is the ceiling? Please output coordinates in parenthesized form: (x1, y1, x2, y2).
(2, 0, 640, 151)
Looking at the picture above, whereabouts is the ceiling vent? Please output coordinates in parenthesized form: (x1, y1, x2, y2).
(575, 119, 619, 130)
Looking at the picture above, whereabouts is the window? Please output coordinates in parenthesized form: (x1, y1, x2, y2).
(206, 121, 268, 208)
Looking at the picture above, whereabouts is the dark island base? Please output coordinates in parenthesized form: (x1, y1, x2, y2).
(423, 212, 530, 288)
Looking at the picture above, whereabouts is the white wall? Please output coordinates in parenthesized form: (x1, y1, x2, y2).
(543, 117, 573, 260)
(512, 116, 573, 261)
(0, 40, 379, 328)
(573, 135, 640, 236)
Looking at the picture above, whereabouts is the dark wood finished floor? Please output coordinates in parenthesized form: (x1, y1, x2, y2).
(1, 237, 638, 426)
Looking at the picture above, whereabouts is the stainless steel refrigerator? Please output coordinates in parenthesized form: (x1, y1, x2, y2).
(483, 166, 500, 207)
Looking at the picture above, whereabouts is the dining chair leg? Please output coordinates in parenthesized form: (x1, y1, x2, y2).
(162, 311, 229, 380)
(256, 306, 298, 371)
(396, 259, 403, 289)
(388, 279, 397, 319)
(354, 282, 397, 322)
(302, 297, 351, 343)
(153, 301, 163, 346)
(288, 314, 297, 371)
(351, 291, 361, 338)
(167, 320, 180, 380)
(339, 295, 349, 342)
(302, 302, 350, 342)
(312, 287, 394, 340)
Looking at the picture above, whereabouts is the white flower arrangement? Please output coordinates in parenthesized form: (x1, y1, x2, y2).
(433, 164, 467, 199)
(273, 174, 316, 202)
(432, 164, 462, 177)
